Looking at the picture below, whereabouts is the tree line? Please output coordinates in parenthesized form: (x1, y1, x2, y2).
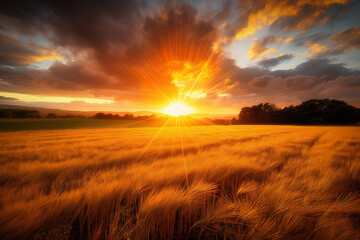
(92, 112, 156, 120)
(0, 109, 42, 118)
(1, 99, 359, 125)
(0, 109, 86, 119)
(233, 99, 360, 125)
(0, 109, 156, 120)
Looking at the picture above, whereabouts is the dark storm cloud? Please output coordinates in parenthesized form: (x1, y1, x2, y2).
(290, 33, 331, 47)
(257, 54, 294, 68)
(288, 58, 360, 78)
(0, 2, 221, 103)
(0, 0, 142, 49)
(0, 33, 59, 66)
(43, 61, 117, 90)
(249, 75, 275, 88)
(194, 55, 360, 109)
(0, 0, 147, 95)
(0, 61, 116, 92)
(249, 74, 316, 91)
(226, 58, 360, 106)
(213, 0, 233, 22)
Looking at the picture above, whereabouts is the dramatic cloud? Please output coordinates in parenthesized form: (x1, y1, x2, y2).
(0, 1, 142, 47)
(295, 27, 360, 57)
(322, 26, 360, 55)
(0, 60, 116, 92)
(289, 58, 360, 78)
(303, 42, 328, 57)
(0, 33, 60, 66)
(247, 36, 293, 60)
(233, 0, 349, 40)
(0, 2, 224, 108)
(0, 0, 359, 112)
(290, 33, 331, 47)
(257, 54, 294, 68)
(330, 27, 360, 50)
(225, 58, 360, 107)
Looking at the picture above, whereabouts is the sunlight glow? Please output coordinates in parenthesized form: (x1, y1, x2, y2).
(164, 103, 192, 117)
(0, 92, 114, 104)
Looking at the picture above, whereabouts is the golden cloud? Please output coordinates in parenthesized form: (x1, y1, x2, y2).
(235, 0, 349, 40)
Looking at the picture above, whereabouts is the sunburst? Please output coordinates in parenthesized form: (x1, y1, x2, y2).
(163, 103, 192, 117)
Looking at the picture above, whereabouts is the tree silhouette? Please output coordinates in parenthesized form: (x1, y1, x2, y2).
(0, 109, 41, 118)
(237, 99, 360, 125)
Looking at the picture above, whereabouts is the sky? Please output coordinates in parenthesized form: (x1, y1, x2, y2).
(0, 0, 359, 114)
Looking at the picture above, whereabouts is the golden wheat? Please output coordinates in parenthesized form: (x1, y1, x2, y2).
(0, 125, 359, 239)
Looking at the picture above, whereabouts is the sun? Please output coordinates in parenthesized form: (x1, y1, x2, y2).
(163, 103, 192, 117)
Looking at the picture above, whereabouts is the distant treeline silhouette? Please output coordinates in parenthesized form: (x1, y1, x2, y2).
(93, 112, 156, 120)
(0, 109, 41, 118)
(0, 109, 156, 120)
(234, 99, 360, 124)
(0, 109, 86, 119)
(2, 99, 359, 125)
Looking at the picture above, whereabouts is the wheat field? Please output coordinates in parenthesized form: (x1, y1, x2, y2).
(0, 125, 359, 239)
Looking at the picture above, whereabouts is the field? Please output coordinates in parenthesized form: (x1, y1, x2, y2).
(0, 119, 158, 132)
(0, 118, 213, 132)
(0, 125, 360, 239)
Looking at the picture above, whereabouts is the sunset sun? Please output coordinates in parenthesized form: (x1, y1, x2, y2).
(163, 103, 192, 117)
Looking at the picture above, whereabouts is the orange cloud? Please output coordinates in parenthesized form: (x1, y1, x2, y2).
(235, 0, 348, 40)
(169, 61, 217, 102)
(224, 78, 238, 89)
(247, 36, 293, 60)
(247, 44, 277, 60)
(297, 27, 360, 58)
(304, 42, 329, 57)
(329, 27, 360, 52)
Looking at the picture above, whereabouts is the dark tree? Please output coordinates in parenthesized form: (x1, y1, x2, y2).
(94, 112, 106, 119)
(93, 112, 155, 120)
(0, 109, 13, 118)
(238, 99, 360, 125)
(46, 113, 58, 118)
(238, 103, 278, 124)
(231, 117, 238, 125)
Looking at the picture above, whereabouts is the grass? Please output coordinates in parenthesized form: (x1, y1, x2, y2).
(0, 119, 158, 131)
(0, 125, 359, 239)
(0, 117, 212, 132)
